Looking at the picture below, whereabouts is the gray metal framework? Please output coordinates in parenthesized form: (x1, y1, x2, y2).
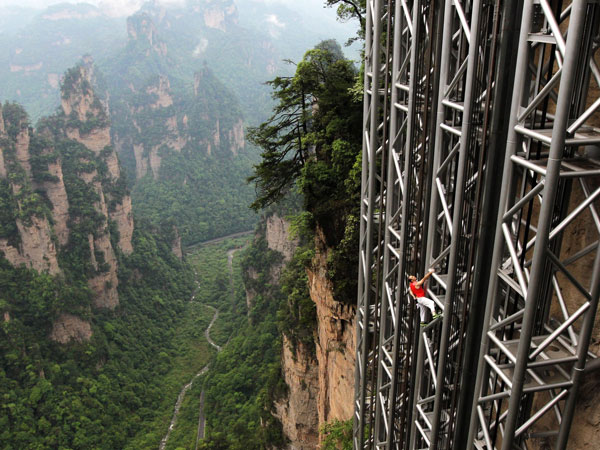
(354, 0, 392, 447)
(467, 1, 600, 448)
(354, 0, 600, 448)
(411, 1, 507, 448)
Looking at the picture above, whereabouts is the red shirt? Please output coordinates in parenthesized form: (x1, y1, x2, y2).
(410, 281, 425, 298)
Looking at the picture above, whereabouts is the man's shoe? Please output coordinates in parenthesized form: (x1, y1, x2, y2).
(420, 322, 427, 327)
(433, 313, 442, 320)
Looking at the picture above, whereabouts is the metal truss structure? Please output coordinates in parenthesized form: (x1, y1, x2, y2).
(354, 0, 600, 449)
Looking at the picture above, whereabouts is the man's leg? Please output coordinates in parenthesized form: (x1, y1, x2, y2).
(417, 296, 437, 318)
(416, 303, 426, 322)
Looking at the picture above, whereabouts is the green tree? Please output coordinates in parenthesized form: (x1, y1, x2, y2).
(247, 40, 360, 211)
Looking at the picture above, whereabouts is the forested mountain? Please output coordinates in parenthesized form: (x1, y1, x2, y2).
(0, 62, 200, 449)
(0, 1, 364, 448)
(104, 4, 259, 244)
(0, 3, 126, 121)
(195, 37, 363, 449)
(0, 0, 356, 246)
(0, 0, 355, 123)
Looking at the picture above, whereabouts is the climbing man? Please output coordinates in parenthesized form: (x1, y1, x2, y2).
(408, 270, 441, 326)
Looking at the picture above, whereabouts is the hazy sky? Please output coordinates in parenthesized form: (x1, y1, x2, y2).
(0, 0, 333, 17)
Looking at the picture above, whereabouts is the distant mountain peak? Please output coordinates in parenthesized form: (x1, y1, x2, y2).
(127, 12, 168, 56)
(41, 2, 103, 21)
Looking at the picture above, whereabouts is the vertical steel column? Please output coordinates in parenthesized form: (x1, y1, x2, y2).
(411, 0, 469, 446)
(412, 0, 509, 447)
(354, 0, 386, 447)
(467, 0, 600, 448)
(371, 0, 442, 446)
(429, 0, 482, 447)
(372, 0, 416, 446)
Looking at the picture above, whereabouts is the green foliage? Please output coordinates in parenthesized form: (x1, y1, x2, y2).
(248, 40, 360, 210)
(132, 151, 258, 247)
(0, 179, 19, 246)
(0, 223, 209, 450)
(320, 419, 353, 450)
(106, 65, 258, 246)
(250, 39, 362, 303)
(2, 102, 29, 140)
(198, 234, 287, 449)
(187, 236, 251, 346)
(277, 244, 317, 353)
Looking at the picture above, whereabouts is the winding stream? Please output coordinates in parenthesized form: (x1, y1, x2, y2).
(159, 242, 245, 450)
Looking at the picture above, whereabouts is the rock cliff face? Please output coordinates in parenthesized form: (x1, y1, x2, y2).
(274, 337, 320, 449)
(127, 12, 167, 57)
(0, 104, 60, 275)
(260, 215, 319, 449)
(266, 214, 297, 281)
(0, 61, 136, 342)
(115, 69, 245, 181)
(261, 215, 355, 447)
(113, 11, 246, 182)
(60, 62, 133, 308)
(50, 313, 93, 344)
(308, 228, 356, 426)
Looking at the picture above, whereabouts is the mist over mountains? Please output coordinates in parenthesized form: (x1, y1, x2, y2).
(0, 0, 357, 122)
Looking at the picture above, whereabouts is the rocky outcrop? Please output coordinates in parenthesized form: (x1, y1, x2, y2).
(262, 216, 355, 446)
(62, 61, 112, 155)
(65, 127, 111, 153)
(127, 12, 167, 57)
(201, 1, 238, 31)
(15, 128, 32, 177)
(62, 60, 133, 260)
(40, 158, 70, 246)
(228, 118, 245, 155)
(266, 214, 297, 263)
(266, 214, 298, 280)
(308, 228, 356, 427)
(0, 151, 5, 178)
(146, 76, 173, 109)
(0, 216, 60, 275)
(84, 174, 119, 309)
(274, 336, 320, 450)
(245, 267, 260, 310)
(171, 226, 183, 260)
(0, 108, 60, 275)
(50, 313, 93, 344)
(134, 143, 148, 178)
(110, 195, 134, 255)
(87, 232, 119, 309)
(0, 62, 138, 344)
(149, 146, 162, 180)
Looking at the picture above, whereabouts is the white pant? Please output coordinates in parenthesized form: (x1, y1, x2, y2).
(416, 296, 436, 322)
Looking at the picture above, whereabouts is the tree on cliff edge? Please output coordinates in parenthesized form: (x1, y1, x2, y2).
(247, 39, 361, 211)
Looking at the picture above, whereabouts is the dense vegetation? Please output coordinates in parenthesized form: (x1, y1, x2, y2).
(0, 225, 211, 449)
(0, 2, 367, 449)
(105, 20, 260, 245)
(0, 85, 216, 448)
(198, 233, 287, 449)
(248, 38, 363, 305)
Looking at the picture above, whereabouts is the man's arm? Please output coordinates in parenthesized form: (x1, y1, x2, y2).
(416, 269, 434, 287)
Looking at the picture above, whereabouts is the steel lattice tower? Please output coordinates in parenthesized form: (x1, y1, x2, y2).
(354, 0, 600, 449)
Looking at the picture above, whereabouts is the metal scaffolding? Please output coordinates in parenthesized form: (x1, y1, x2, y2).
(354, 0, 600, 448)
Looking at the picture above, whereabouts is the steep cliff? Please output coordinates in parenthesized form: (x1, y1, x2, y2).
(308, 229, 356, 426)
(56, 61, 133, 309)
(274, 336, 320, 449)
(0, 103, 59, 275)
(0, 59, 135, 341)
(261, 213, 355, 448)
